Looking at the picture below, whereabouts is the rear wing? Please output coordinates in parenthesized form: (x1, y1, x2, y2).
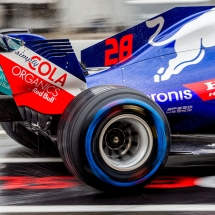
(0, 28, 29, 34)
(81, 6, 214, 68)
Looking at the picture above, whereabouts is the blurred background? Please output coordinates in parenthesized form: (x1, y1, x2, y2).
(0, 0, 214, 40)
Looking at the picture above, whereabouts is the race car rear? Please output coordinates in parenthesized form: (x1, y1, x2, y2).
(0, 28, 88, 155)
(0, 6, 215, 193)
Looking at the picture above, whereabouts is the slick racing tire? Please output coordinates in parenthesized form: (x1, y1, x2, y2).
(57, 85, 170, 192)
(1, 122, 58, 156)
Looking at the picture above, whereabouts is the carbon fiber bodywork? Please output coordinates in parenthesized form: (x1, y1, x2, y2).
(0, 95, 22, 121)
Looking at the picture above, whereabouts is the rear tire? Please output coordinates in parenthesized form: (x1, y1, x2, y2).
(57, 85, 170, 192)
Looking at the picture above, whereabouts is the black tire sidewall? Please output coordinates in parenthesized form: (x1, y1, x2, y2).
(62, 88, 170, 189)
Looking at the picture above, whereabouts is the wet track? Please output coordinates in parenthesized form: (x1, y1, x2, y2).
(1, 131, 215, 214)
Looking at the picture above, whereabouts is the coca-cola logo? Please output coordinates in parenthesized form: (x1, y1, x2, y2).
(15, 51, 67, 87)
(12, 65, 60, 104)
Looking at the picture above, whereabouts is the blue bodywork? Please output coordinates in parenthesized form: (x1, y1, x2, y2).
(83, 6, 215, 133)
(1, 6, 215, 134)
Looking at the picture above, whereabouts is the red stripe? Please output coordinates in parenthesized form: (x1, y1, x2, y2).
(184, 78, 215, 102)
(0, 176, 78, 190)
(0, 54, 74, 114)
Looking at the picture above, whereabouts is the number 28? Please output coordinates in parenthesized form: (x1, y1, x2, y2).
(105, 34, 133, 66)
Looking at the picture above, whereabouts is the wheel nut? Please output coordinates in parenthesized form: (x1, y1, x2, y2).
(113, 136, 119, 143)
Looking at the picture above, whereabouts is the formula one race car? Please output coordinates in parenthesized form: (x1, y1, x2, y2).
(0, 6, 215, 192)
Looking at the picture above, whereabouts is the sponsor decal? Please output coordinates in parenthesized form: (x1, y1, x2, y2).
(0, 53, 75, 114)
(15, 52, 67, 87)
(15, 51, 40, 68)
(0, 74, 9, 90)
(0, 45, 86, 114)
(146, 8, 215, 82)
(12, 65, 60, 104)
(184, 78, 215, 101)
(105, 34, 133, 66)
(166, 106, 193, 114)
(148, 90, 192, 103)
(0, 70, 11, 94)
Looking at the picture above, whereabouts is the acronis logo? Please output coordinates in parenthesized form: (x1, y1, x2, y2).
(148, 90, 192, 103)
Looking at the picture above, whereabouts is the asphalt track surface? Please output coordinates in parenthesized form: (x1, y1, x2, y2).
(1, 131, 215, 214)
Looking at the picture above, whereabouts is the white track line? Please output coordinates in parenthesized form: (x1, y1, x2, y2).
(1, 205, 215, 213)
(0, 157, 62, 163)
(126, 0, 207, 4)
(0, 130, 6, 134)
